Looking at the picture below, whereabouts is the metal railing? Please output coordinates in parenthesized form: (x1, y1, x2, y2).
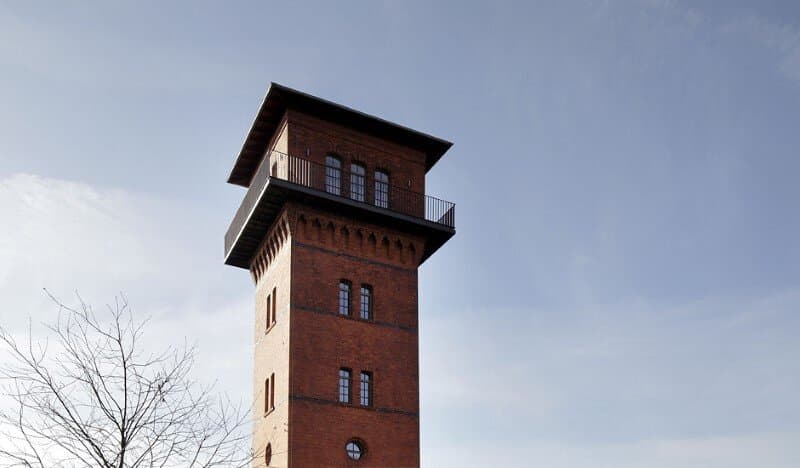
(225, 151, 455, 256)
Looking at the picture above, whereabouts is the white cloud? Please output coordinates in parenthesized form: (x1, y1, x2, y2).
(3, 173, 800, 467)
(721, 15, 800, 84)
(420, 290, 800, 466)
(0, 172, 252, 400)
(426, 432, 800, 468)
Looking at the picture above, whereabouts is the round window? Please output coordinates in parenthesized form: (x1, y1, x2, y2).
(346, 439, 364, 460)
(265, 443, 272, 466)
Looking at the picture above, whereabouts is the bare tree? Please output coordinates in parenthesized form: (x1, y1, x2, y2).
(0, 292, 256, 468)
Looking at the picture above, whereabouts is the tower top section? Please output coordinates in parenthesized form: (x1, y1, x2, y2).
(223, 83, 455, 269)
(227, 83, 453, 187)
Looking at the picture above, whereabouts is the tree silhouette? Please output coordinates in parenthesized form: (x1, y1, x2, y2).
(0, 292, 255, 468)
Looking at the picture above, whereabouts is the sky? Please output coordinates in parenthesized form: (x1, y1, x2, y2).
(1, 0, 800, 466)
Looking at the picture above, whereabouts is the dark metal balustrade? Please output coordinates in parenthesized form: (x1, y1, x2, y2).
(224, 151, 455, 263)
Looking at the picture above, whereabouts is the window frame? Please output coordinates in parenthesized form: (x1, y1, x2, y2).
(359, 371, 372, 407)
(359, 285, 372, 320)
(264, 373, 276, 415)
(350, 162, 366, 202)
(325, 155, 342, 195)
(338, 280, 352, 316)
(338, 368, 352, 404)
(374, 170, 389, 208)
(346, 439, 365, 461)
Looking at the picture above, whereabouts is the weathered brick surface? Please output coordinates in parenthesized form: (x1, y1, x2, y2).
(252, 218, 292, 468)
(249, 112, 432, 467)
(287, 110, 427, 196)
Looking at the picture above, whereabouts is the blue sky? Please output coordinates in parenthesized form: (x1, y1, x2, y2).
(2, 1, 800, 466)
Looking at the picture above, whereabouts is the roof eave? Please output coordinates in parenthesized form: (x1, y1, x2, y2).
(226, 83, 452, 188)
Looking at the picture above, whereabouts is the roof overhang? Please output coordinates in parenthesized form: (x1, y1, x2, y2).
(224, 178, 455, 269)
(227, 83, 453, 187)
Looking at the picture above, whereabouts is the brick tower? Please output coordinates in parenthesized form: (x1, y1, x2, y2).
(224, 84, 455, 467)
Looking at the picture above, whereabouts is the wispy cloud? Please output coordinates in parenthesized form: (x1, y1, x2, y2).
(0, 173, 252, 402)
(721, 14, 800, 84)
(421, 290, 800, 463)
(0, 9, 248, 93)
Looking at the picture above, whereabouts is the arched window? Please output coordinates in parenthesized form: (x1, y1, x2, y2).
(325, 155, 342, 195)
(265, 373, 275, 414)
(350, 163, 366, 202)
(265, 443, 272, 466)
(359, 285, 372, 320)
(338, 280, 351, 316)
(359, 371, 372, 407)
(338, 368, 352, 403)
(374, 170, 389, 208)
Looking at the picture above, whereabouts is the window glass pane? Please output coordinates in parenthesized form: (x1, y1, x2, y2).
(339, 369, 351, 403)
(360, 286, 371, 320)
(346, 441, 363, 460)
(374, 171, 389, 208)
(350, 163, 365, 202)
(326, 156, 342, 195)
(360, 372, 371, 407)
(339, 281, 351, 316)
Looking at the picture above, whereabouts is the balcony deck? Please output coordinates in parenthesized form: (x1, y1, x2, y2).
(224, 152, 456, 269)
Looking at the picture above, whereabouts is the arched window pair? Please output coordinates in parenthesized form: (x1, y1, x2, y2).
(338, 280, 372, 320)
(325, 155, 389, 208)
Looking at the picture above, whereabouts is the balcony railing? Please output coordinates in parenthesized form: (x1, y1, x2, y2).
(225, 151, 455, 259)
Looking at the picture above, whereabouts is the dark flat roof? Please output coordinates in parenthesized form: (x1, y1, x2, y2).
(227, 83, 453, 187)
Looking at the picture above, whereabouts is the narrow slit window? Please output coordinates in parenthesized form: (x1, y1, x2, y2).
(264, 378, 272, 413)
(339, 368, 351, 403)
(269, 372, 275, 412)
(374, 170, 389, 208)
(271, 287, 277, 326)
(360, 285, 372, 320)
(339, 281, 351, 316)
(266, 294, 271, 331)
(325, 155, 342, 195)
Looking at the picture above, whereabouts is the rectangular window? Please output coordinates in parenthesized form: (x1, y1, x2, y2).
(269, 372, 275, 412)
(325, 155, 342, 195)
(374, 170, 389, 208)
(265, 373, 277, 414)
(266, 293, 271, 331)
(338, 280, 351, 316)
(360, 371, 372, 407)
(339, 368, 351, 403)
(350, 163, 366, 202)
(271, 287, 277, 326)
(360, 285, 372, 320)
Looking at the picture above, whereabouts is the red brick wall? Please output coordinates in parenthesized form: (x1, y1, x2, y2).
(250, 108, 431, 467)
(287, 110, 427, 196)
(286, 202, 423, 467)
